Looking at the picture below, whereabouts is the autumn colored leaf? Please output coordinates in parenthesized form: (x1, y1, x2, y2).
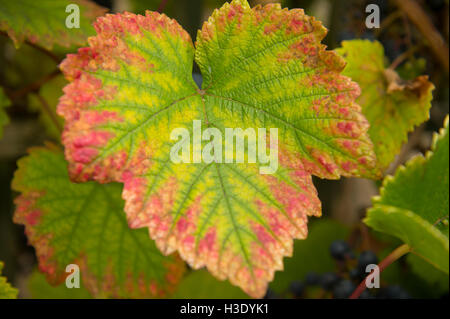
(0, 261, 18, 299)
(337, 40, 434, 171)
(12, 146, 185, 298)
(57, 1, 378, 297)
(0, 0, 107, 50)
(0, 88, 10, 139)
(365, 116, 449, 274)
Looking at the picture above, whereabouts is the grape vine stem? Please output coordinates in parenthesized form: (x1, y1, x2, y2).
(0, 31, 60, 63)
(394, 0, 449, 72)
(349, 244, 411, 299)
(36, 94, 63, 133)
(10, 69, 60, 100)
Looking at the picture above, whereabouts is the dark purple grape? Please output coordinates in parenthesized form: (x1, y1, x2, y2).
(357, 251, 378, 272)
(320, 272, 340, 290)
(289, 281, 305, 297)
(329, 240, 352, 260)
(333, 280, 356, 299)
(349, 268, 362, 280)
(304, 272, 319, 286)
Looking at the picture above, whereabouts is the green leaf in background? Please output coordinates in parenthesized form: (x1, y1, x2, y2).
(28, 269, 91, 299)
(407, 254, 449, 296)
(127, 0, 176, 15)
(28, 75, 66, 140)
(57, 1, 378, 298)
(0, 0, 107, 50)
(0, 88, 10, 139)
(0, 38, 58, 88)
(365, 116, 449, 274)
(270, 219, 349, 294)
(337, 40, 434, 171)
(12, 146, 185, 298)
(172, 270, 250, 299)
(0, 261, 18, 299)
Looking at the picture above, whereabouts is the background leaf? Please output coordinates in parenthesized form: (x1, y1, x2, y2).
(12, 146, 185, 298)
(337, 40, 434, 171)
(27, 269, 91, 299)
(365, 116, 449, 273)
(407, 254, 449, 296)
(172, 270, 250, 299)
(0, 0, 107, 49)
(0, 261, 18, 299)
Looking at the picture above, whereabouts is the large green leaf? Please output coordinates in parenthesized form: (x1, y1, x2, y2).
(0, 261, 18, 299)
(337, 40, 434, 171)
(57, 1, 378, 297)
(365, 117, 449, 273)
(13, 146, 185, 298)
(0, 0, 106, 49)
(0, 88, 10, 139)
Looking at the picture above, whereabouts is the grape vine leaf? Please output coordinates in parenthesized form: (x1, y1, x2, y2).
(0, 87, 10, 139)
(0, 261, 18, 299)
(57, 1, 378, 297)
(12, 146, 185, 298)
(337, 40, 434, 171)
(0, 0, 107, 50)
(365, 116, 449, 274)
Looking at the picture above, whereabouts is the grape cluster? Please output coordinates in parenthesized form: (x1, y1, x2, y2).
(267, 240, 412, 299)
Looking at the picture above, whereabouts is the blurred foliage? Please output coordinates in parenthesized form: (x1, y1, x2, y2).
(28, 270, 92, 299)
(172, 270, 250, 299)
(0, 261, 17, 299)
(0, 88, 10, 138)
